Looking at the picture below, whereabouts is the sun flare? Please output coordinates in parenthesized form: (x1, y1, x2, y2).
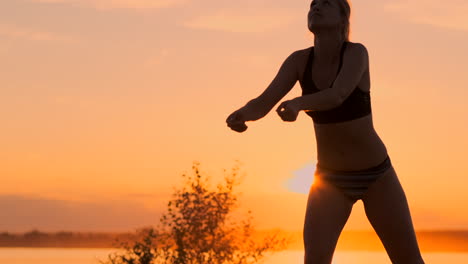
(284, 162, 317, 194)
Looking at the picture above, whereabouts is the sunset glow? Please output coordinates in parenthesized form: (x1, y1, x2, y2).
(1, 0, 467, 235)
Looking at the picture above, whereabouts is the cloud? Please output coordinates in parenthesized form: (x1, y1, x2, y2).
(0, 23, 79, 43)
(30, 0, 187, 9)
(384, 0, 468, 32)
(283, 162, 317, 195)
(0, 195, 162, 232)
(183, 8, 297, 33)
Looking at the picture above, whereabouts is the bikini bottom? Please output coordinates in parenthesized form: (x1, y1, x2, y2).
(314, 155, 392, 204)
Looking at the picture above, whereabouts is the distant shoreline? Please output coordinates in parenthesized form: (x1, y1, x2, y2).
(1, 229, 467, 252)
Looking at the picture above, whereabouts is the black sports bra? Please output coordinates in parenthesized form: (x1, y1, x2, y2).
(299, 41, 371, 124)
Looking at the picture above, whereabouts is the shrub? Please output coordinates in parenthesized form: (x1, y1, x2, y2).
(99, 161, 291, 264)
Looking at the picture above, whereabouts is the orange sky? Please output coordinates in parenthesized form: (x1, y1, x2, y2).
(1, 0, 467, 232)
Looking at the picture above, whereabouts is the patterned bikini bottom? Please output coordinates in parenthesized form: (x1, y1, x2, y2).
(314, 155, 393, 204)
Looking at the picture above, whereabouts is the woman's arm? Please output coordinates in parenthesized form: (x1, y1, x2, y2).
(293, 43, 369, 112)
(246, 49, 302, 118)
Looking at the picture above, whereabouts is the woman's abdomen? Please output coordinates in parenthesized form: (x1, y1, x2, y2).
(314, 115, 388, 171)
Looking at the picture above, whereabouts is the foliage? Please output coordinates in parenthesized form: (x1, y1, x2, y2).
(99, 161, 292, 264)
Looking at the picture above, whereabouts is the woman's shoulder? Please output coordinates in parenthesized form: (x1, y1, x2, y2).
(347, 41, 365, 46)
(294, 46, 314, 57)
(289, 46, 313, 66)
(283, 47, 313, 82)
(346, 41, 368, 53)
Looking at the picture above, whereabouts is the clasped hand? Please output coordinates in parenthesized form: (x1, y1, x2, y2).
(276, 98, 301, 122)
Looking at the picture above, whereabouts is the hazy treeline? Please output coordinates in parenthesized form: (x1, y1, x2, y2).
(0, 229, 132, 248)
(1, 229, 468, 252)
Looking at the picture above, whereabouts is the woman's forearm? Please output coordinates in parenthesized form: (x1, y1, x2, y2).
(242, 97, 271, 121)
(293, 89, 341, 112)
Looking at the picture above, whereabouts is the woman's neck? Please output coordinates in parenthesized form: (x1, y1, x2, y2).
(313, 33, 345, 63)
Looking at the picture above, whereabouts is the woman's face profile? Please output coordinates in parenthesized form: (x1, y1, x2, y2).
(308, 0, 343, 33)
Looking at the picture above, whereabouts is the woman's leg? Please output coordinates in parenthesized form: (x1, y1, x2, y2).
(362, 165, 425, 264)
(303, 177, 355, 264)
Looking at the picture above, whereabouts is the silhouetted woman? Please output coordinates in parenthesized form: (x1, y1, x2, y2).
(226, 0, 426, 263)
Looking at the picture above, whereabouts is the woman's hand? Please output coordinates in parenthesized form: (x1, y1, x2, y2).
(226, 108, 248, 133)
(276, 98, 301, 122)
(226, 100, 268, 133)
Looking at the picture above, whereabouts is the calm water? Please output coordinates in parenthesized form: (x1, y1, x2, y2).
(1, 248, 468, 264)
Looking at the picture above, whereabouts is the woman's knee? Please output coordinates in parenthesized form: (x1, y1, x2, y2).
(388, 251, 425, 264)
(304, 247, 334, 264)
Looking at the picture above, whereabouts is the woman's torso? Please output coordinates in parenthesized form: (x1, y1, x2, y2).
(297, 42, 388, 171)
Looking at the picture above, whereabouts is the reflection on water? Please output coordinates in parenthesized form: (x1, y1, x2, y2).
(269, 250, 468, 263)
(1, 248, 468, 264)
(0, 248, 116, 264)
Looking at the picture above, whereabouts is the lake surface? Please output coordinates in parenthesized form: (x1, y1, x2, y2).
(1, 248, 468, 264)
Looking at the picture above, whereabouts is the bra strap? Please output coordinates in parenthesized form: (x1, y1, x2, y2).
(329, 41, 348, 88)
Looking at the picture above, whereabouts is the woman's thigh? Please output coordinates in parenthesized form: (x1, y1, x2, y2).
(362, 166, 425, 264)
(303, 178, 354, 264)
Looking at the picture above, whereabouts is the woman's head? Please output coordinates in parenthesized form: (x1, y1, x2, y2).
(308, 0, 351, 41)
